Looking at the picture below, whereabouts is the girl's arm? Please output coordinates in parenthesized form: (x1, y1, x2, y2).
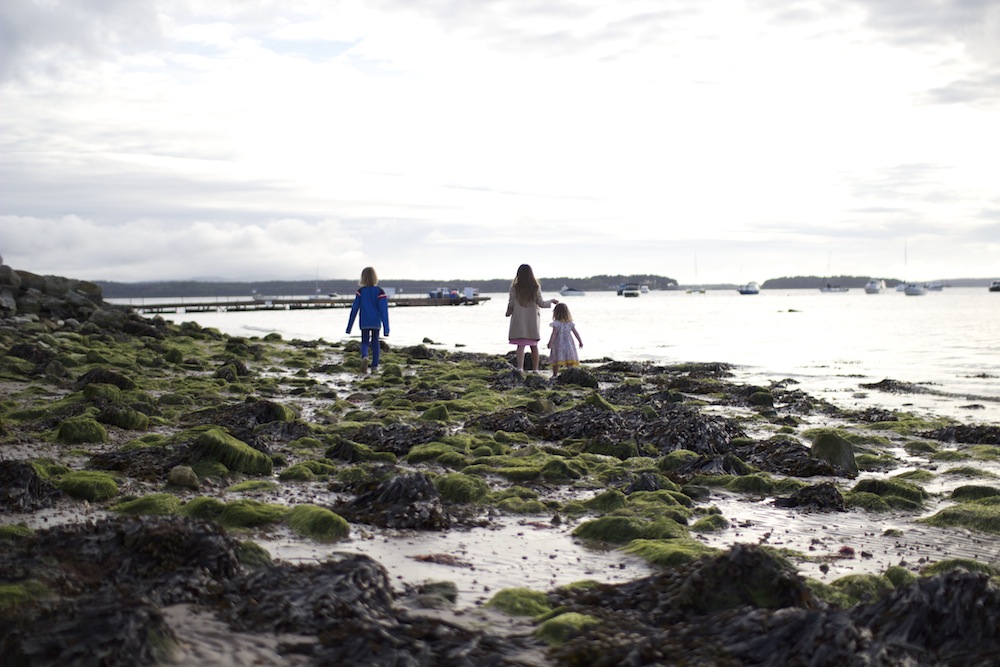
(547, 327, 556, 348)
(573, 326, 583, 347)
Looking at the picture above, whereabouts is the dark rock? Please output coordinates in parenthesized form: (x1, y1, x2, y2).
(810, 432, 859, 476)
(639, 406, 746, 456)
(351, 422, 448, 457)
(0, 595, 176, 667)
(465, 408, 537, 434)
(774, 482, 846, 511)
(222, 554, 395, 634)
(335, 472, 451, 529)
(555, 366, 598, 388)
(922, 424, 1000, 445)
(735, 437, 843, 477)
(860, 378, 933, 394)
(0, 460, 63, 512)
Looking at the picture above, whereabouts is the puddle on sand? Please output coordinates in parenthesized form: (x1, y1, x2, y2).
(257, 517, 654, 608)
(695, 491, 1000, 583)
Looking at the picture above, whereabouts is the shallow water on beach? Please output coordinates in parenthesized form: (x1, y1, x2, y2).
(127, 286, 1000, 425)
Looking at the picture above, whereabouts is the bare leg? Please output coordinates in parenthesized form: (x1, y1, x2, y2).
(515, 345, 526, 371)
(530, 345, 539, 373)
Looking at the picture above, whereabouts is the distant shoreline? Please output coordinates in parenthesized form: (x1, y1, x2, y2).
(96, 276, 997, 299)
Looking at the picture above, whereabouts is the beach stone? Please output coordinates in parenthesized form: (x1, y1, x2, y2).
(351, 422, 447, 457)
(555, 366, 598, 388)
(0, 288, 16, 313)
(335, 472, 451, 529)
(223, 553, 395, 635)
(0, 460, 62, 512)
(639, 406, 747, 456)
(810, 432, 859, 476)
(923, 424, 1000, 445)
(735, 437, 841, 477)
(774, 482, 846, 511)
(168, 465, 200, 489)
(465, 407, 537, 434)
(0, 595, 177, 667)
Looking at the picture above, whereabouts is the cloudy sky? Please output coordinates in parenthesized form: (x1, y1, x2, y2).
(1, 0, 998, 284)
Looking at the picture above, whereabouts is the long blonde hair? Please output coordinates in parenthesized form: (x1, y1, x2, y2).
(553, 303, 572, 322)
(360, 267, 378, 287)
(511, 264, 540, 306)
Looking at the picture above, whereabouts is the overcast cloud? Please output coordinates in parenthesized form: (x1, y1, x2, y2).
(1, 0, 998, 284)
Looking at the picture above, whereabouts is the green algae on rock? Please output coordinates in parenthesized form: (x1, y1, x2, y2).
(190, 427, 273, 476)
(113, 493, 182, 515)
(287, 504, 350, 542)
(58, 470, 119, 501)
(536, 611, 600, 646)
(55, 416, 108, 444)
(919, 503, 1000, 534)
(485, 587, 552, 617)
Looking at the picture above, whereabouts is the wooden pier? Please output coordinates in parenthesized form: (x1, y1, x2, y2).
(124, 294, 491, 315)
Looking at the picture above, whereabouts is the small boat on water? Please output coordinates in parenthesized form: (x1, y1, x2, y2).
(737, 282, 759, 295)
(927, 281, 945, 291)
(619, 283, 641, 297)
(820, 284, 849, 293)
(904, 283, 927, 296)
(990, 280, 1000, 292)
(560, 286, 586, 296)
(640, 285, 650, 294)
(864, 279, 886, 294)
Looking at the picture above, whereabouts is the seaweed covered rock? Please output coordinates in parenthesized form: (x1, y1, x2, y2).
(639, 406, 747, 456)
(0, 461, 62, 512)
(335, 472, 451, 529)
(536, 404, 639, 441)
(735, 437, 842, 477)
(185, 398, 306, 452)
(0, 594, 177, 667)
(774, 482, 846, 511)
(465, 408, 537, 435)
(0, 516, 244, 612)
(351, 422, 448, 457)
(222, 553, 394, 634)
(922, 424, 1000, 445)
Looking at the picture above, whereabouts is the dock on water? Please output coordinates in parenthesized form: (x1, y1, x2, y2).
(124, 293, 491, 315)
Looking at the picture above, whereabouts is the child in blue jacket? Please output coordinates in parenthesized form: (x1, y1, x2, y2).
(346, 266, 390, 373)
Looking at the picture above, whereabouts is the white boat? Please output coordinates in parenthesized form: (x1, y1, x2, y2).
(620, 283, 641, 297)
(820, 284, 849, 293)
(559, 286, 586, 296)
(864, 279, 886, 294)
(640, 285, 650, 294)
(927, 281, 945, 291)
(990, 280, 1000, 293)
(904, 283, 927, 296)
(737, 282, 760, 295)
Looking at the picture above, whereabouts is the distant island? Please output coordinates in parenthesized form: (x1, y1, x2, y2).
(97, 274, 680, 299)
(95, 274, 996, 299)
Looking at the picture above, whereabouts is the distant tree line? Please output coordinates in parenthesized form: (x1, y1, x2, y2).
(97, 274, 680, 299)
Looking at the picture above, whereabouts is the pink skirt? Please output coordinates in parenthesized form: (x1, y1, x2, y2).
(509, 338, 539, 346)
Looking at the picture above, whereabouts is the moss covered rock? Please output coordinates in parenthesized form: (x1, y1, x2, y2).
(56, 417, 108, 444)
(112, 493, 182, 515)
(57, 470, 118, 501)
(486, 587, 552, 617)
(434, 473, 490, 503)
(286, 504, 350, 542)
(191, 428, 273, 476)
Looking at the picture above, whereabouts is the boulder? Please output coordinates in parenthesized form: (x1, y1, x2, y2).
(810, 432, 858, 476)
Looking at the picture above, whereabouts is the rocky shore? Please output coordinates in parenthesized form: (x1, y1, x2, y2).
(3, 265, 1000, 666)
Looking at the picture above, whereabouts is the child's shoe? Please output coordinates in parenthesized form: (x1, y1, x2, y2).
(360, 357, 369, 374)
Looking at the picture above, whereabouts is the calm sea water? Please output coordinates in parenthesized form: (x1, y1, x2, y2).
(125, 287, 1000, 425)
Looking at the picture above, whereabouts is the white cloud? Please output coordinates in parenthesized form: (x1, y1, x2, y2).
(1, 0, 998, 283)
